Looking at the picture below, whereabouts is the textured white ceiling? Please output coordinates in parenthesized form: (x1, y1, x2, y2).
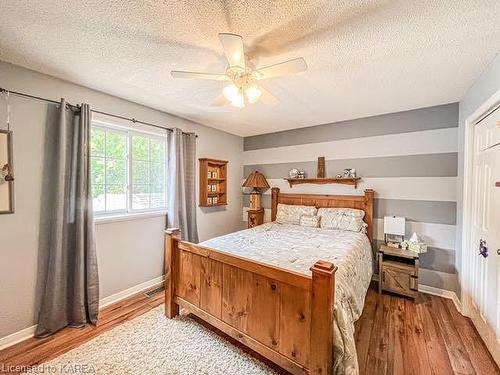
(0, 1, 499, 136)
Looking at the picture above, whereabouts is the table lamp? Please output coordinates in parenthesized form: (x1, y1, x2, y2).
(242, 171, 270, 210)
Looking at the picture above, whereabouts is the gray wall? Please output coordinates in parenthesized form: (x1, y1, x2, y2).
(0, 61, 243, 339)
(456, 53, 500, 288)
(243, 103, 459, 292)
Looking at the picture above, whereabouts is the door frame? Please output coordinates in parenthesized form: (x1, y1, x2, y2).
(461, 87, 500, 364)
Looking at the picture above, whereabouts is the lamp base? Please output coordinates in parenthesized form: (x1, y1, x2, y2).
(249, 190, 261, 210)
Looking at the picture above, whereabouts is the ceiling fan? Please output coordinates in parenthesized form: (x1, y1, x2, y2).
(171, 33, 307, 108)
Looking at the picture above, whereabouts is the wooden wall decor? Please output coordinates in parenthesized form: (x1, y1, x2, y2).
(199, 158, 228, 207)
(284, 177, 361, 188)
(317, 156, 325, 178)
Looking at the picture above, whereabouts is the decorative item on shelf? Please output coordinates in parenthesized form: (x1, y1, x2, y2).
(242, 170, 270, 210)
(384, 215, 405, 248)
(207, 197, 213, 205)
(212, 171, 218, 178)
(317, 156, 325, 178)
(288, 168, 299, 179)
(208, 171, 212, 178)
(213, 196, 218, 204)
(407, 232, 428, 253)
(336, 174, 343, 178)
(211, 184, 217, 192)
(297, 169, 306, 179)
(343, 168, 356, 178)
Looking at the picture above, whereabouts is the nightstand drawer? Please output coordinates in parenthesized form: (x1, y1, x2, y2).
(381, 266, 418, 297)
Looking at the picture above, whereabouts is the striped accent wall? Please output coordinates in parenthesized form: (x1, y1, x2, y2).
(242, 103, 459, 293)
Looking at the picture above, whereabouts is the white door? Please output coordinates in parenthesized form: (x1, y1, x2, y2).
(469, 105, 500, 364)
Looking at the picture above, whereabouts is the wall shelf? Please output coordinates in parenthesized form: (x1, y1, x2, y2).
(284, 177, 361, 188)
(199, 158, 228, 207)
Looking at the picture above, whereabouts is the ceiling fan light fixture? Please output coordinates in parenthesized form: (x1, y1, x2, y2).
(171, 33, 307, 107)
(230, 92, 245, 108)
(223, 84, 239, 102)
(245, 85, 262, 104)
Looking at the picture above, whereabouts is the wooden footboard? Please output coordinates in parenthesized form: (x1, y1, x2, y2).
(164, 228, 337, 374)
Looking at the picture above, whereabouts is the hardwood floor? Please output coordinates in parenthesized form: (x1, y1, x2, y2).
(0, 289, 164, 375)
(355, 288, 499, 375)
(0, 286, 498, 374)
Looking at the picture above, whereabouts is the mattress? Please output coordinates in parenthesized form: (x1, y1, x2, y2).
(200, 222, 373, 374)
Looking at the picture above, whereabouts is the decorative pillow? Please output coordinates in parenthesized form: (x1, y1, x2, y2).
(317, 207, 365, 218)
(276, 204, 317, 225)
(299, 214, 321, 228)
(318, 207, 366, 232)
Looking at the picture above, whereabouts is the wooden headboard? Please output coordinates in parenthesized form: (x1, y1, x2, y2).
(271, 187, 375, 242)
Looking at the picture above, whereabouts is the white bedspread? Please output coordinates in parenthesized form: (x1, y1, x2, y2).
(200, 222, 373, 375)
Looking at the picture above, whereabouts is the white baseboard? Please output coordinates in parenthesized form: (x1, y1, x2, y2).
(99, 276, 164, 308)
(418, 284, 462, 313)
(0, 325, 37, 351)
(0, 276, 165, 351)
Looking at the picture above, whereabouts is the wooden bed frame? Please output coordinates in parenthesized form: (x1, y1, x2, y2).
(164, 188, 374, 374)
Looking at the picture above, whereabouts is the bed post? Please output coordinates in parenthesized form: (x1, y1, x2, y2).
(271, 187, 280, 221)
(309, 260, 336, 374)
(364, 189, 374, 243)
(165, 228, 181, 318)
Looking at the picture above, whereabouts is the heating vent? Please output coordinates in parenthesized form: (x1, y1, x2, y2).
(144, 286, 164, 298)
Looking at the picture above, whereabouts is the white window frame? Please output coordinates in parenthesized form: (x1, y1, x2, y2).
(91, 120, 168, 219)
(128, 130, 168, 214)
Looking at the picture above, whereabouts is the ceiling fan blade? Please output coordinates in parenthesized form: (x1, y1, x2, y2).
(255, 57, 307, 79)
(219, 33, 246, 69)
(259, 86, 279, 105)
(171, 70, 228, 80)
(210, 94, 229, 107)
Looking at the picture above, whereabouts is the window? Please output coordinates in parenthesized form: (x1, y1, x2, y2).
(90, 123, 167, 215)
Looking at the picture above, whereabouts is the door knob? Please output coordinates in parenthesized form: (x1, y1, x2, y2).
(479, 239, 488, 258)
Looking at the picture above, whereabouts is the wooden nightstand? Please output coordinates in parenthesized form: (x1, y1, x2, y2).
(247, 209, 264, 228)
(378, 244, 419, 299)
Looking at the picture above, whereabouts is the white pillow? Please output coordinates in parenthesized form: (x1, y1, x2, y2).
(318, 207, 366, 232)
(276, 204, 317, 225)
(317, 207, 365, 218)
(299, 214, 320, 228)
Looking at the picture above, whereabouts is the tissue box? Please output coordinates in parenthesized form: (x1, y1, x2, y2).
(408, 242, 427, 253)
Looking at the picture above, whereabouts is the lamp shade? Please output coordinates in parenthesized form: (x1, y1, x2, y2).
(384, 216, 406, 236)
(242, 171, 270, 189)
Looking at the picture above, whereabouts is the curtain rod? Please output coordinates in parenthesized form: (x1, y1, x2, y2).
(0, 87, 197, 137)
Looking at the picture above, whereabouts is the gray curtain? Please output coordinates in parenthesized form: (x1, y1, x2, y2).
(167, 128, 199, 242)
(35, 100, 99, 337)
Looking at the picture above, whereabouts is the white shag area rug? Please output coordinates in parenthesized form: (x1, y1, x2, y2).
(27, 305, 277, 374)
